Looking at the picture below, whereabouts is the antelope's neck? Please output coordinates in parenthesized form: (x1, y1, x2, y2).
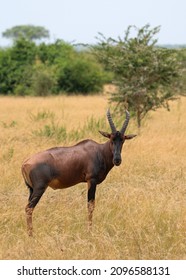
(102, 141, 114, 170)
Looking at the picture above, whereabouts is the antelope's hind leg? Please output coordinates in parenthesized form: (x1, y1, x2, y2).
(25, 183, 47, 236)
(25, 185, 34, 236)
(25, 204, 34, 237)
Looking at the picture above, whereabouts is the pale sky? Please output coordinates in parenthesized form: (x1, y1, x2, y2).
(0, 0, 186, 46)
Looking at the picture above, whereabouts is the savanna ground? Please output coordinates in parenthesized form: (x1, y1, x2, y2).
(0, 92, 186, 260)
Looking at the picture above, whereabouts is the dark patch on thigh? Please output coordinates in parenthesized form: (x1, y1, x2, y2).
(29, 163, 53, 186)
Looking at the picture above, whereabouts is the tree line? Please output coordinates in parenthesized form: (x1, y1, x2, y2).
(0, 24, 185, 127)
(0, 38, 112, 95)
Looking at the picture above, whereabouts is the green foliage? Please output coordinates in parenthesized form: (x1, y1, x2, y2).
(2, 25, 49, 42)
(0, 38, 109, 95)
(30, 63, 57, 96)
(94, 24, 183, 127)
(177, 48, 186, 92)
(69, 115, 106, 141)
(57, 54, 109, 94)
(37, 40, 109, 94)
(32, 121, 67, 142)
(0, 38, 36, 94)
(38, 40, 75, 65)
(32, 115, 107, 143)
(1, 25, 184, 98)
(0, 48, 14, 93)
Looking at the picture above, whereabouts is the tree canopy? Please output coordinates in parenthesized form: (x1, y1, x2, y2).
(2, 25, 50, 42)
(93, 24, 183, 127)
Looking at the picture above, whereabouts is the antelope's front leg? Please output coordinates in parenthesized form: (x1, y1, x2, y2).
(87, 179, 97, 229)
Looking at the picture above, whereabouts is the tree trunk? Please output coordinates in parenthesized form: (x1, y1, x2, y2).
(137, 107, 141, 128)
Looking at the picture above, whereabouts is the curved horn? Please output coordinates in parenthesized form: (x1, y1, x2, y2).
(107, 109, 117, 133)
(120, 110, 130, 135)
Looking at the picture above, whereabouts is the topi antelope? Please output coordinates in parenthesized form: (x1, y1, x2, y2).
(22, 110, 136, 236)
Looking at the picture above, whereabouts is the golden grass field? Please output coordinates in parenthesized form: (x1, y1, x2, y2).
(0, 93, 186, 260)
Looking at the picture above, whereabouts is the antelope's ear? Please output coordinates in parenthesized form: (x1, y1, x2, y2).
(99, 131, 111, 138)
(124, 134, 137, 140)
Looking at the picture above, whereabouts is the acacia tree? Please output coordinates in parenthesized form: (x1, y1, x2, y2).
(94, 25, 182, 127)
(2, 25, 49, 42)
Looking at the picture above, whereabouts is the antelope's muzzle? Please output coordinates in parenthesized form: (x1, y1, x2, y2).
(113, 156, 122, 166)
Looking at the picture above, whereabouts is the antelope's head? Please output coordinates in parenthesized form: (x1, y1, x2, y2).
(99, 109, 136, 166)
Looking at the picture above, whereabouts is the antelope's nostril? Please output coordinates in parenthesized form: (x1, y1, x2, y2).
(114, 159, 121, 166)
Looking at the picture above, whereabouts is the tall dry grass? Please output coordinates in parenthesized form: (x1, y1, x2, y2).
(0, 95, 185, 260)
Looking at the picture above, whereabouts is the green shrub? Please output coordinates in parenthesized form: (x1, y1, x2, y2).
(30, 64, 57, 96)
(0, 48, 15, 94)
(38, 40, 75, 65)
(57, 54, 110, 94)
(0, 38, 36, 94)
